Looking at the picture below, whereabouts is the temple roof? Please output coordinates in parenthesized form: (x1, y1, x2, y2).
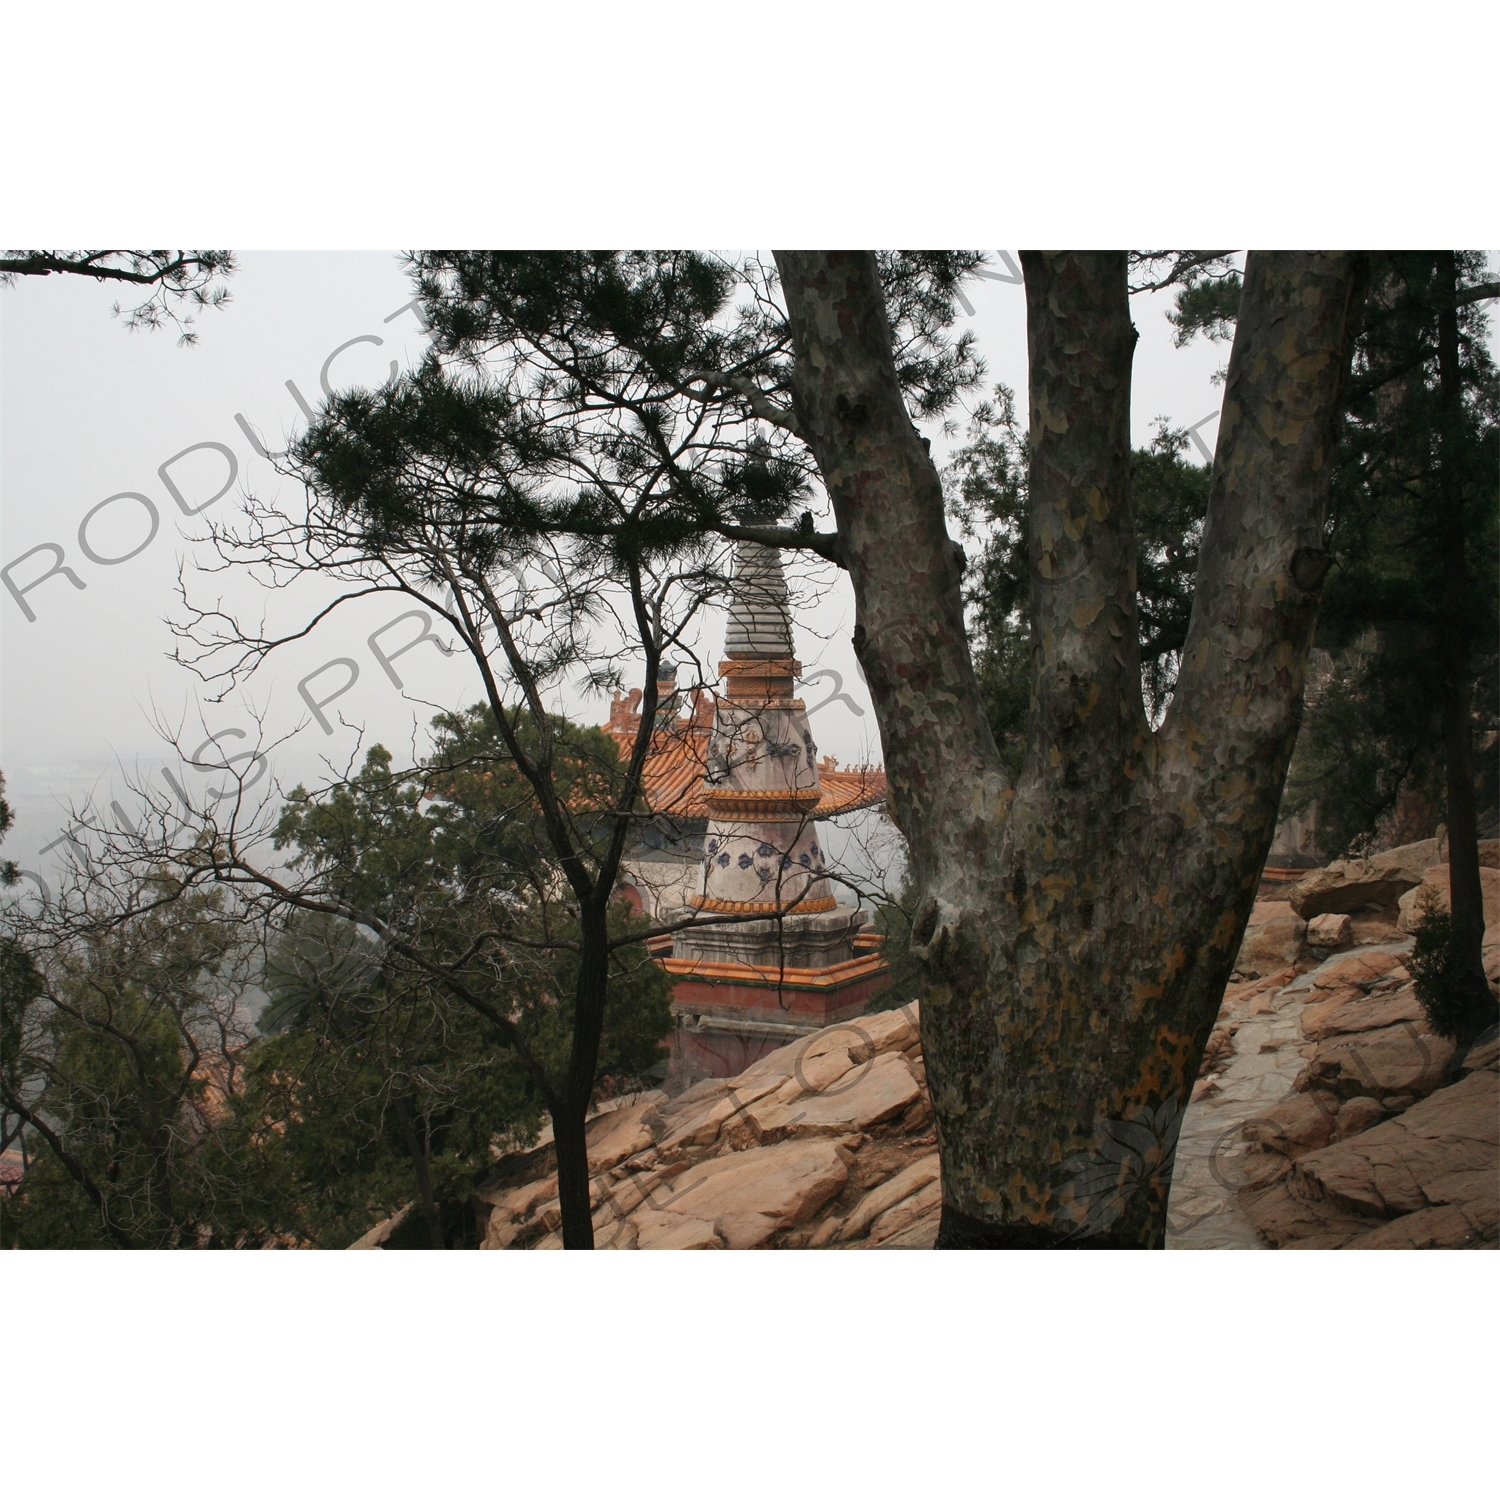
(605, 688, 886, 822)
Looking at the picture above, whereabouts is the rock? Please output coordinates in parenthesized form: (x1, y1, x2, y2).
(737, 1013, 912, 1090)
(586, 1092, 668, 1172)
(1480, 840, 1500, 868)
(1301, 984, 1426, 1041)
(738, 1051, 922, 1143)
(869, 1211, 941, 1249)
(1239, 1180, 1383, 1248)
(590, 1172, 655, 1227)
(348, 1202, 414, 1249)
(655, 1075, 781, 1152)
(1287, 841, 1436, 918)
(768, 1046, 856, 1105)
(1243, 1092, 1339, 1157)
(1290, 840, 1440, 918)
(1306, 912, 1353, 949)
(655, 1137, 849, 1232)
(1348, 911, 1405, 947)
(1299, 1023, 1457, 1101)
(1332, 1095, 1384, 1141)
(844, 1005, 921, 1062)
(714, 1212, 782, 1249)
(837, 1153, 941, 1241)
(630, 1209, 723, 1249)
(868, 1178, 943, 1244)
(1310, 948, 1407, 992)
(1342, 1204, 1490, 1249)
(1287, 1068, 1498, 1230)
(807, 1215, 844, 1248)
(478, 1174, 560, 1249)
(596, 1218, 639, 1249)
(1398, 865, 1500, 934)
(1198, 1024, 1236, 1074)
(1234, 902, 1307, 977)
(1458, 1028, 1499, 1076)
(1381, 1092, 1418, 1113)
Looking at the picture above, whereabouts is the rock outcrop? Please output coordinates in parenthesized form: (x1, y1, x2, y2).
(1232, 942, 1498, 1248)
(1285, 838, 1442, 918)
(474, 1004, 940, 1250)
(351, 842, 1499, 1252)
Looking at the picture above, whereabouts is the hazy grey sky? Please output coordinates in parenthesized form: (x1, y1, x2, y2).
(2, 251, 1483, 883)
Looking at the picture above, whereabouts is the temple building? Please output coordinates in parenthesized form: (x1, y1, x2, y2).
(604, 540, 891, 1079)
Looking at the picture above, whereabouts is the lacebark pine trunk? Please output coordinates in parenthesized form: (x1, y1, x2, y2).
(776, 249, 1362, 1247)
(1433, 250, 1496, 1044)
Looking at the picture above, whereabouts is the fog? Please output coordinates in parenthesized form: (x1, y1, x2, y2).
(0, 251, 1288, 888)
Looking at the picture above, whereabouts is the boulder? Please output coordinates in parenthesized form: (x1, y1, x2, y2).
(1239, 1180, 1384, 1248)
(1242, 1092, 1339, 1157)
(596, 1218, 639, 1250)
(655, 1137, 849, 1233)
(1309, 948, 1407, 992)
(1343, 1203, 1490, 1249)
(768, 1045, 856, 1105)
(869, 1210, 941, 1249)
(1287, 1068, 1498, 1229)
(1459, 1028, 1499, 1076)
(586, 1092, 667, 1172)
(1287, 840, 1437, 918)
(1299, 1023, 1457, 1101)
(478, 1174, 559, 1249)
(1234, 902, 1307, 978)
(844, 1004, 921, 1062)
(1397, 865, 1500, 934)
(713, 1212, 782, 1249)
(739, 1051, 922, 1143)
(868, 1177, 943, 1244)
(655, 1075, 781, 1152)
(1306, 912, 1353, 949)
(1301, 984, 1426, 1042)
(630, 1209, 723, 1249)
(736, 1014, 909, 1089)
(1332, 1095, 1384, 1141)
(837, 1153, 941, 1241)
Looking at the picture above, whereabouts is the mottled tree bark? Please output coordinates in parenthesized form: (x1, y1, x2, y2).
(776, 249, 1362, 1247)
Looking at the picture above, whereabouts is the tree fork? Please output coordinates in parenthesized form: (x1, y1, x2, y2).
(778, 250, 1363, 1248)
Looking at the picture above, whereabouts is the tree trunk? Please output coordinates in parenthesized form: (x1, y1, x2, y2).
(555, 910, 612, 1249)
(777, 249, 1362, 1247)
(393, 1092, 445, 1249)
(1434, 251, 1496, 1044)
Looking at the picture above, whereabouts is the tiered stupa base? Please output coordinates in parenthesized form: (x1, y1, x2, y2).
(662, 908, 889, 1081)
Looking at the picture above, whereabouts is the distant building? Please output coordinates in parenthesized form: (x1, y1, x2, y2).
(605, 540, 891, 1079)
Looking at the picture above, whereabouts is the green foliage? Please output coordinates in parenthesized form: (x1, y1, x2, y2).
(1408, 891, 1499, 1043)
(1, 880, 263, 1249)
(294, 252, 986, 587)
(0, 768, 17, 886)
(4, 702, 672, 1248)
(1281, 635, 1445, 857)
(1167, 270, 1243, 348)
(1294, 252, 1500, 856)
(1161, 252, 1500, 858)
(250, 706, 672, 1244)
(946, 389, 1212, 760)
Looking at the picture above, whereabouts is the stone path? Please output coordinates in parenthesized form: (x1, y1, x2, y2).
(1165, 940, 1414, 1249)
